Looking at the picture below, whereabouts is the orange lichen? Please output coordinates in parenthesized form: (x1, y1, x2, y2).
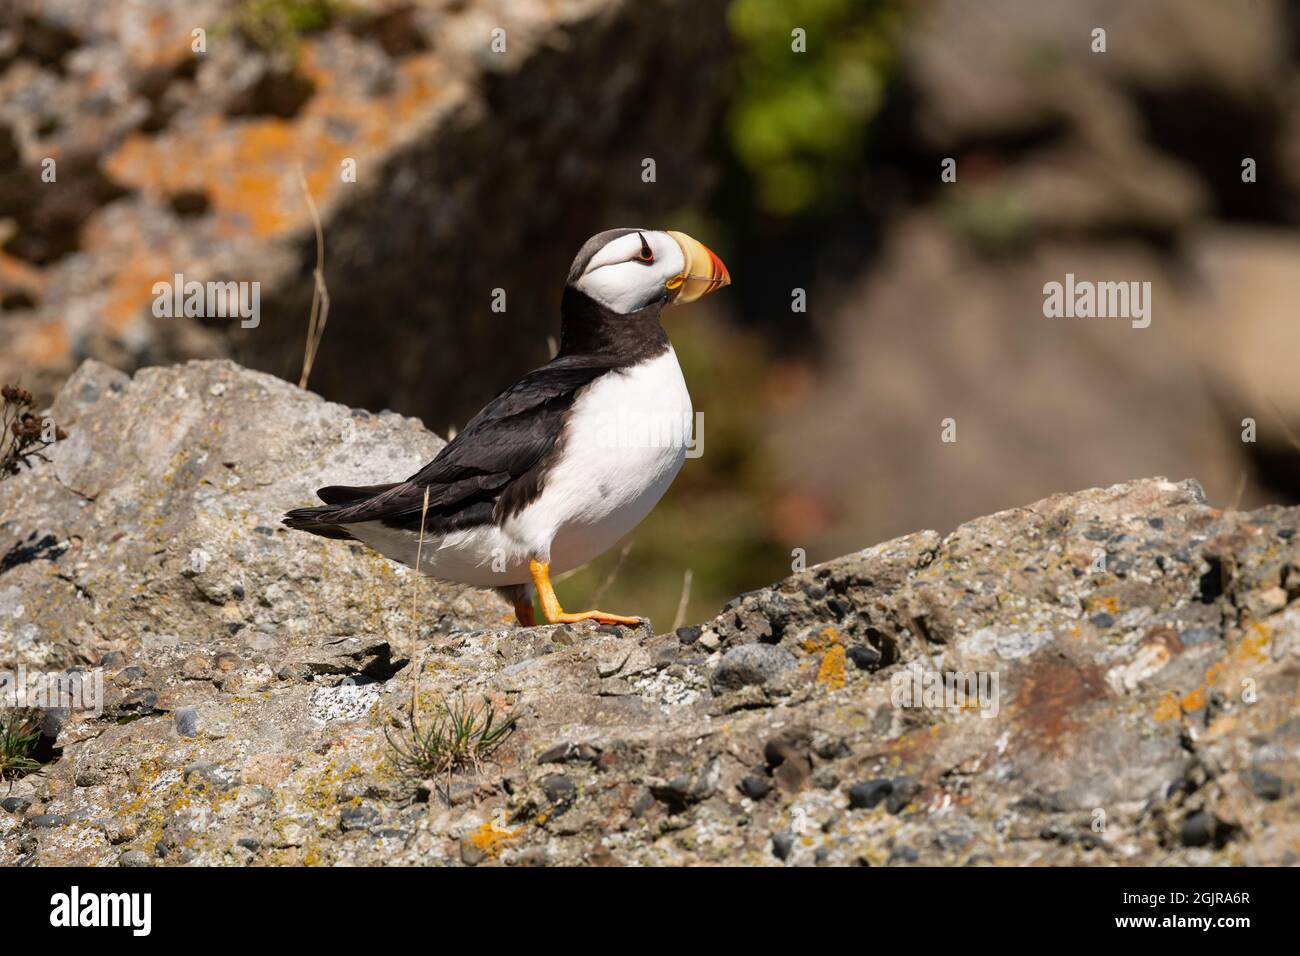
(801, 625, 842, 654)
(469, 820, 521, 858)
(1180, 686, 1207, 712)
(87, 40, 457, 347)
(1153, 692, 1181, 722)
(816, 645, 846, 689)
(1087, 595, 1120, 614)
(1152, 624, 1272, 722)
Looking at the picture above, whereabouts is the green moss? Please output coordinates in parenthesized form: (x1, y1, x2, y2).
(725, 0, 903, 216)
(229, 0, 353, 55)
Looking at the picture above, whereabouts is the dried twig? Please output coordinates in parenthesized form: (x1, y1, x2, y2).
(1229, 469, 1247, 514)
(671, 568, 694, 632)
(296, 166, 330, 390)
(589, 540, 634, 605)
(409, 487, 431, 726)
(1266, 397, 1300, 455)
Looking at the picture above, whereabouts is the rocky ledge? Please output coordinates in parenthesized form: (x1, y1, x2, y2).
(1, 360, 1298, 865)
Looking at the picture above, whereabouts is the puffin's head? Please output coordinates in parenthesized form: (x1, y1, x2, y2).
(566, 228, 730, 314)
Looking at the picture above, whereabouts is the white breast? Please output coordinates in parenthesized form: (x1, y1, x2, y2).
(506, 347, 693, 573)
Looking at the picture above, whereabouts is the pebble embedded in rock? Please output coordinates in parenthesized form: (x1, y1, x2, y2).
(1, 796, 30, 814)
(711, 643, 796, 692)
(933, 828, 973, 851)
(812, 732, 850, 760)
(652, 775, 693, 808)
(339, 804, 379, 831)
(118, 850, 152, 868)
(888, 845, 919, 864)
(537, 742, 601, 765)
(739, 775, 772, 800)
(540, 774, 576, 804)
(174, 707, 200, 737)
(827, 596, 852, 618)
(771, 831, 794, 861)
(1180, 811, 1215, 847)
(1242, 767, 1283, 802)
(848, 779, 893, 810)
(113, 665, 148, 686)
(844, 774, 920, 814)
(118, 689, 158, 712)
(675, 625, 700, 644)
(886, 776, 921, 814)
(846, 644, 881, 670)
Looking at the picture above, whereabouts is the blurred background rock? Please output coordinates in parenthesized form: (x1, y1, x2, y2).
(3, 0, 1300, 627)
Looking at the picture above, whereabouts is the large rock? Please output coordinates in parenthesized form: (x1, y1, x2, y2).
(902, 0, 1300, 235)
(2, 360, 1299, 865)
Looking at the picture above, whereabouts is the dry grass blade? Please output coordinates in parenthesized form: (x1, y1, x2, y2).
(409, 486, 431, 725)
(671, 568, 693, 631)
(589, 539, 634, 605)
(1267, 397, 1300, 455)
(297, 165, 330, 390)
(1230, 469, 1247, 513)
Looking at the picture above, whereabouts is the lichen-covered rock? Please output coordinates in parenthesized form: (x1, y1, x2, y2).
(2, 360, 1299, 865)
(0, 0, 729, 425)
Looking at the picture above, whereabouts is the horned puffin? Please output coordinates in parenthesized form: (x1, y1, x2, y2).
(284, 228, 730, 627)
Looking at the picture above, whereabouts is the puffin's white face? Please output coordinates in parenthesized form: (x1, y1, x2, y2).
(572, 229, 730, 314)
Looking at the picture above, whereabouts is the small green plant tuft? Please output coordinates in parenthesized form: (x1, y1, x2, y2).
(231, 0, 352, 55)
(1, 710, 44, 782)
(385, 694, 516, 778)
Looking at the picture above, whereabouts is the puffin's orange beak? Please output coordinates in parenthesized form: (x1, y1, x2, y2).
(666, 231, 731, 304)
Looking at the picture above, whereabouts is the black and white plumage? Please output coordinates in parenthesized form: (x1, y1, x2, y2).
(283, 228, 730, 625)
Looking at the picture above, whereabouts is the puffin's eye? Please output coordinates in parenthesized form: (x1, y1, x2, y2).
(634, 232, 654, 264)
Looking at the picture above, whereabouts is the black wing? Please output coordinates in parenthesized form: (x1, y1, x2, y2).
(284, 357, 616, 539)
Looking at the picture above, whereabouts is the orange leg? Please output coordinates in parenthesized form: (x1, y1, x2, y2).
(528, 559, 641, 626)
